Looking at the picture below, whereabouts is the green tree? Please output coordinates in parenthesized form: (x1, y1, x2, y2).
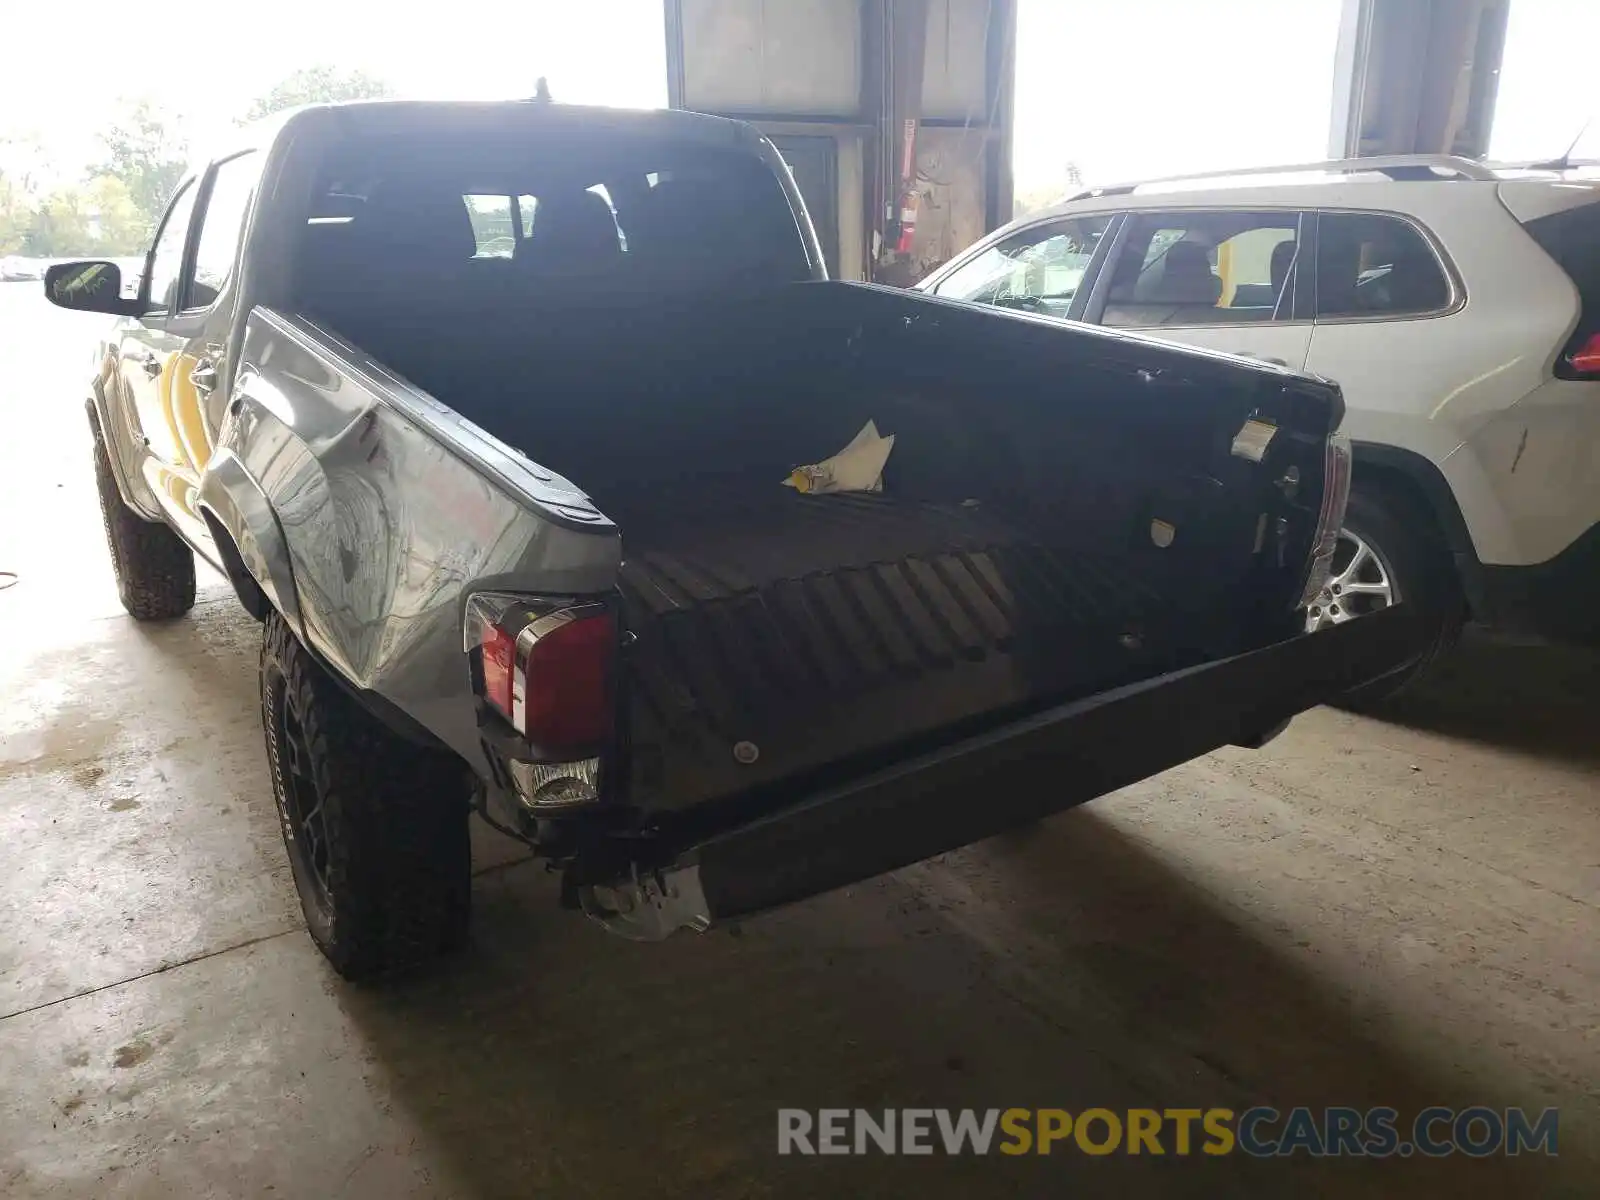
(242, 66, 393, 123)
(0, 171, 32, 254)
(19, 188, 92, 256)
(93, 100, 189, 243)
(0, 136, 48, 254)
(83, 176, 147, 256)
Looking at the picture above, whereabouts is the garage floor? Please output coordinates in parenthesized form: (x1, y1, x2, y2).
(2, 290, 1596, 1198)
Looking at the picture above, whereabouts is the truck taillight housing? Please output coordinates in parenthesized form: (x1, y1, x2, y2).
(519, 609, 614, 749)
(1299, 433, 1353, 611)
(465, 593, 616, 758)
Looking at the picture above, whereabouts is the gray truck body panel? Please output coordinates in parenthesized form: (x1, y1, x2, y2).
(219, 308, 622, 767)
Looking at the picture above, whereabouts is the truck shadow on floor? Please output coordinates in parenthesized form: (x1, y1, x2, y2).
(1365, 629, 1600, 769)
(335, 811, 1585, 1200)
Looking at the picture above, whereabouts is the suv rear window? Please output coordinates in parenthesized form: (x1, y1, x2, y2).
(1520, 200, 1600, 351)
(1315, 213, 1451, 318)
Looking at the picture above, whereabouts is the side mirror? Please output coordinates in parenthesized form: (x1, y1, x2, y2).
(43, 261, 142, 316)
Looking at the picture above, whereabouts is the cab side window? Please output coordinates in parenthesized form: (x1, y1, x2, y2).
(464, 194, 518, 258)
(144, 181, 198, 315)
(932, 216, 1111, 319)
(1315, 212, 1451, 319)
(1101, 211, 1301, 328)
(187, 153, 261, 311)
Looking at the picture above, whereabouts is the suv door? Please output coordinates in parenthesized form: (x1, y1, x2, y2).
(926, 214, 1116, 321)
(1300, 209, 1459, 447)
(123, 152, 261, 549)
(1085, 209, 1312, 369)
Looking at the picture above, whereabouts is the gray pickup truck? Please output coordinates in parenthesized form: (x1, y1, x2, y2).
(46, 100, 1421, 980)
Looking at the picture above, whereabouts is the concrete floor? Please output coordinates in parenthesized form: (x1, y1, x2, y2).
(1, 283, 1596, 1198)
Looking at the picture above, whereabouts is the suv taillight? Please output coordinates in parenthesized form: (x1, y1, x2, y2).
(465, 593, 615, 757)
(1565, 330, 1600, 377)
(1299, 433, 1353, 611)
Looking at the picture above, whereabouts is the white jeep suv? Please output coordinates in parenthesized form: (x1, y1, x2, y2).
(918, 154, 1600, 701)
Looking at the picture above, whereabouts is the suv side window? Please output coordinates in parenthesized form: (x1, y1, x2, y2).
(1315, 212, 1451, 318)
(931, 216, 1112, 318)
(186, 153, 261, 311)
(1101, 211, 1301, 328)
(145, 181, 198, 315)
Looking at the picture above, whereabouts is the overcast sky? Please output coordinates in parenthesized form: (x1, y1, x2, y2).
(1, 0, 1594, 192)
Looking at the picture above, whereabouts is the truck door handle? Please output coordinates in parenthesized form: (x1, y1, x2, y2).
(189, 359, 219, 395)
(139, 352, 162, 378)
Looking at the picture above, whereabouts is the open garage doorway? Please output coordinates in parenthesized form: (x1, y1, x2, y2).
(1011, 0, 1341, 215)
(1491, 0, 1600, 162)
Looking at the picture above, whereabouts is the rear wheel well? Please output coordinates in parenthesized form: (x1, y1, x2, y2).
(1347, 445, 1482, 619)
(200, 510, 269, 620)
(1350, 462, 1448, 544)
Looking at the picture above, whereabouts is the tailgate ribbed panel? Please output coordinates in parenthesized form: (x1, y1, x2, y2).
(609, 490, 1166, 810)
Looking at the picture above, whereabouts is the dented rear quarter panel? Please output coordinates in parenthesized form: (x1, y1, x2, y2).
(217, 308, 621, 767)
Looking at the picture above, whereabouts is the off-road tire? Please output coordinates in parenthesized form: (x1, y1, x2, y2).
(261, 611, 471, 980)
(92, 428, 195, 620)
(1334, 484, 1466, 710)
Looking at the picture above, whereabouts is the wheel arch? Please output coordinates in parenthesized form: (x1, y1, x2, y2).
(85, 385, 162, 520)
(196, 450, 302, 630)
(1348, 440, 1487, 618)
(199, 508, 269, 620)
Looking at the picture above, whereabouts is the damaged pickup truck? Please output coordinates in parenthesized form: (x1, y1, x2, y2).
(47, 100, 1422, 979)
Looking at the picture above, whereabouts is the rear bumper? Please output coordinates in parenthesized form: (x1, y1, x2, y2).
(1477, 524, 1600, 646)
(576, 603, 1426, 937)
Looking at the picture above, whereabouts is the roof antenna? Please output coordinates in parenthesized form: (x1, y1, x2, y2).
(533, 77, 553, 104)
(1530, 117, 1591, 171)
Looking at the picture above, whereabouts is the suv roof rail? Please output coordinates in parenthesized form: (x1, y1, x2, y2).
(1066, 154, 1500, 200)
(1487, 156, 1600, 174)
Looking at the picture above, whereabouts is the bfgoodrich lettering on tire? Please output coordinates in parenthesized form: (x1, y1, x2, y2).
(260, 611, 471, 980)
(91, 428, 195, 620)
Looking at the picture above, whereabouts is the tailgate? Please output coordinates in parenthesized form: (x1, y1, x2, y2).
(578, 604, 1424, 936)
(614, 487, 1179, 814)
(603, 282, 1349, 818)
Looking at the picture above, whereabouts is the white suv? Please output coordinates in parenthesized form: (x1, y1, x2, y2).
(917, 154, 1600, 701)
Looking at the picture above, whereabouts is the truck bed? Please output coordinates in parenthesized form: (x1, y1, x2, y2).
(295, 275, 1343, 827)
(609, 482, 1179, 814)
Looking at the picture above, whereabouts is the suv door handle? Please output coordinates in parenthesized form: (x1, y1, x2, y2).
(139, 352, 162, 378)
(189, 359, 219, 395)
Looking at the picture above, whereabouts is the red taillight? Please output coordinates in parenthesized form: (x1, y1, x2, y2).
(480, 624, 517, 719)
(1300, 433, 1353, 610)
(521, 610, 614, 751)
(1568, 331, 1600, 376)
(467, 595, 614, 755)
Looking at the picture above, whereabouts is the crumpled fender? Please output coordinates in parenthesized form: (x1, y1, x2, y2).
(197, 448, 302, 631)
(89, 376, 162, 520)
